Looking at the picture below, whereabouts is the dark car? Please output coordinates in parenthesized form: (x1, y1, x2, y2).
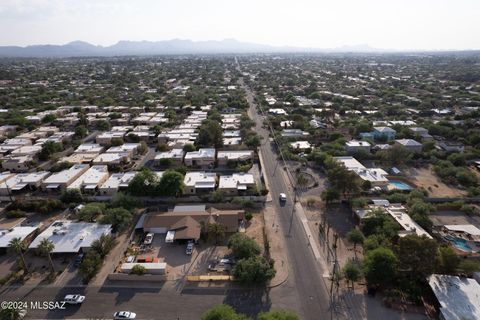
(74, 253, 84, 267)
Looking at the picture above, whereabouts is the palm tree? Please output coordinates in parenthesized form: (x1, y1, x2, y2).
(38, 238, 55, 273)
(208, 223, 226, 245)
(0, 306, 24, 320)
(8, 237, 29, 274)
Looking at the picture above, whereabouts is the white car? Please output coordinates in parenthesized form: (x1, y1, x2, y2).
(63, 294, 85, 304)
(113, 311, 137, 320)
(144, 233, 154, 245)
(279, 193, 287, 202)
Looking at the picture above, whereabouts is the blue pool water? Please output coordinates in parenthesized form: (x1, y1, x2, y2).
(447, 237, 473, 252)
(388, 180, 412, 190)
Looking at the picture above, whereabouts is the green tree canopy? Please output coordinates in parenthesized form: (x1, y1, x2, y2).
(396, 235, 438, 280)
(363, 247, 397, 287)
(232, 256, 275, 284)
(228, 233, 261, 259)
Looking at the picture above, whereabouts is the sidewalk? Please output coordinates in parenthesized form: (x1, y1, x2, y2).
(258, 150, 288, 287)
(263, 205, 289, 287)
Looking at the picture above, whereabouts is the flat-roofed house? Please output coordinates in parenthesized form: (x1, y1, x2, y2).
(99, 172, 137, 196)
(29, 220, 112, 253)
(92, 152, 130, 167)
(333, 156, 389, 187)
(183, 172, 217, 195)
(184, 148, 216, 168)
(345, 140, 371, 154)
(217, 150, 253, 166)
(42, 164, 90, 191)
(218, 173, 255, 194)
(1, 155, 35, 172)
(0, 171, 50, 195)
(154, 149, 185, 167)
(67, 165, 109, 193)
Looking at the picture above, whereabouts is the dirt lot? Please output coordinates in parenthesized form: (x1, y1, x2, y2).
(244, 212, 265, 255)
(430, 210, 480, 228)
(405, 166, 466, 197)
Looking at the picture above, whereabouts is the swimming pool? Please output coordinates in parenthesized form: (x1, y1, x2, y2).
(446, 236, 473, 252)
(388, 180, 413, 191)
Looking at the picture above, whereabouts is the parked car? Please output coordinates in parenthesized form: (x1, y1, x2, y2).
(74, 253, 84, 267)
(144, 233, 154, 245)
(63, 294, 85, 305)
(113, 311, 137, 319)
(279, 193, 287, 202)
(186, 241, 194, 255)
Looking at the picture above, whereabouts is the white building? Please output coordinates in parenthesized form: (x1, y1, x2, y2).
(345, 140, 371, 153)
(184, 148, 216, 168)
(99, 172, 137, 196)
(154, 149, 185, 166)
(29, 220, 112, 253)
(183, 172, 217, 195)
(42, 164, 90, 191)
(0, 226, 39, 248)
(217, 150, 254, 166)
(67, 165, 109, 192)
(219, 173, 255, 194)
(333, 156, 388, 187)
(0, 171, 50, 195)
(290, 141, 312, 152)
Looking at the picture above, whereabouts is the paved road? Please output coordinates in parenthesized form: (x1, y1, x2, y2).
(236, 62, 335, 320)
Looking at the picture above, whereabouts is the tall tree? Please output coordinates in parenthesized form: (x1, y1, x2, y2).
(38, 238, 55, 273)
(8, 237, 29, 274)
(363, 247, 397, 288)
(396, 235, 438, 280)
(343, 260, 362, 290)
(208, 223, 226, 245)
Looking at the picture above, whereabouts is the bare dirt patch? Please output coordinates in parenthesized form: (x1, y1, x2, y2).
(244, 211, 265, 255)
(406, 165, 466, 197)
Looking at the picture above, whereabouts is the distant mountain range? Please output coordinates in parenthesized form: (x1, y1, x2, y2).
(0, 39, 476, 57)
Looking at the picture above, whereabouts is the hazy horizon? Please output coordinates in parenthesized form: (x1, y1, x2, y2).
(0, 0, 479, 51)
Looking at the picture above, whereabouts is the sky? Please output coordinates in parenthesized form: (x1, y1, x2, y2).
(0, 0, 479, 50)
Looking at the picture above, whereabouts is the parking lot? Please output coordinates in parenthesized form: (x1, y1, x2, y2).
(133, 233, 234, 279)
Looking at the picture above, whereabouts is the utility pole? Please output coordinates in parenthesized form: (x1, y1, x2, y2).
(329, 233, 339, 320)
(287, 187, 297, 236)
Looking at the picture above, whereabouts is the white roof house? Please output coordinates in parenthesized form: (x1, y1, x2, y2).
(427, 274, 480, 320)
(154, 149, 185, 163)
(75, 143, 104, 154)
(290, 141, 312, 151)
(333, 156, 389, 186)
(67, 165, 109, 191)
(0, 171, 50, 194)
(346, 140, 371, 150)
(268, 108, 287, 115)
(106, 143, 140, 156)
(99, 172, 137, 196)
(10, 145, 42, 156)
(219, 173, 255, 192)
(183, 172, 217, 195)
(29, 220, 112, 253)
(217, 150, 253, 164)
(92, 152, 130, 166)
(42, 164, 90, 190)
(0, 226, 39, 248)
(184, 148, 216, 167)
